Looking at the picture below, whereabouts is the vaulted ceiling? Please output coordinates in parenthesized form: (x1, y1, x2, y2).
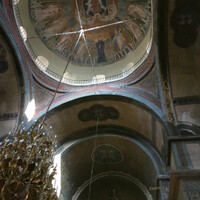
(0, 0, 200, 199)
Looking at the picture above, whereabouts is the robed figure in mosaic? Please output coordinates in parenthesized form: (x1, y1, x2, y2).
(96, 37, 106, 63)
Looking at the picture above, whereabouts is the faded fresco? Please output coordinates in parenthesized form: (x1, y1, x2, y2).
(109, 187, 121, 200)
(30, 0, 151, 66)
(91, 144, 124, 164)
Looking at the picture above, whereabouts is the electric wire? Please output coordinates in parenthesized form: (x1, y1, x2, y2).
(87, 117, 99, 200)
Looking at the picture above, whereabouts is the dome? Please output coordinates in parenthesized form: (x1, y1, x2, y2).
(14, 0, 152, 85)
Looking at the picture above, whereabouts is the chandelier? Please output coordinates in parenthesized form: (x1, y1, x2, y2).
(0, 0, 123, 197)
(0, 123, 58, 200)
(0, 15, 86, 199)
(0, 11, 85, 199)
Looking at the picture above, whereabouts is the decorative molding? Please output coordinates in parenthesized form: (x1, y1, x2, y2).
(29, 46, 155, 92)
(0, 112, 18, 121)
(177, 123, 200, 136)
(72, 171, 153, 200)
(156, 0, 175, 124)
(173, 96, 200, 106)
(0, 43, 8, 73)
(161, 76, 175, 124)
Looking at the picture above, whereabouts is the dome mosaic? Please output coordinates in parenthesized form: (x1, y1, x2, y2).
(14, 0, 152, 85)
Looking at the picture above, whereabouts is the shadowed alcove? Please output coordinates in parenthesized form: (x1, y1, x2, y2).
(56, 132, 167, 199)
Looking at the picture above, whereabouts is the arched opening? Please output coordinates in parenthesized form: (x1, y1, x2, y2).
(55, 132, 167, 199)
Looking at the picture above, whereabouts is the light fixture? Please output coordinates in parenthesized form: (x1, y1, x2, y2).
(0, 123, 58, 199)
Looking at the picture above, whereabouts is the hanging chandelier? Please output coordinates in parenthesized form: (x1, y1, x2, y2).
(0, 16, 85, 200)
(0, 1, 111, 198)
(0, 123, 58, 200)
(0, 21, 86, 200)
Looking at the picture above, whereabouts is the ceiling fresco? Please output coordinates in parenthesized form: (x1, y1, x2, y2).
(78, 104, 119, 121)
(91, 144, 124, 164)
(29, 0, 151, 67)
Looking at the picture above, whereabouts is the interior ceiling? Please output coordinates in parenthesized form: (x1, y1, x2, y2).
(0, 0, 200, 198)
(0, 0, 199, 138)
(14, 0, 152, 84)
(44, 98, 167, 150)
